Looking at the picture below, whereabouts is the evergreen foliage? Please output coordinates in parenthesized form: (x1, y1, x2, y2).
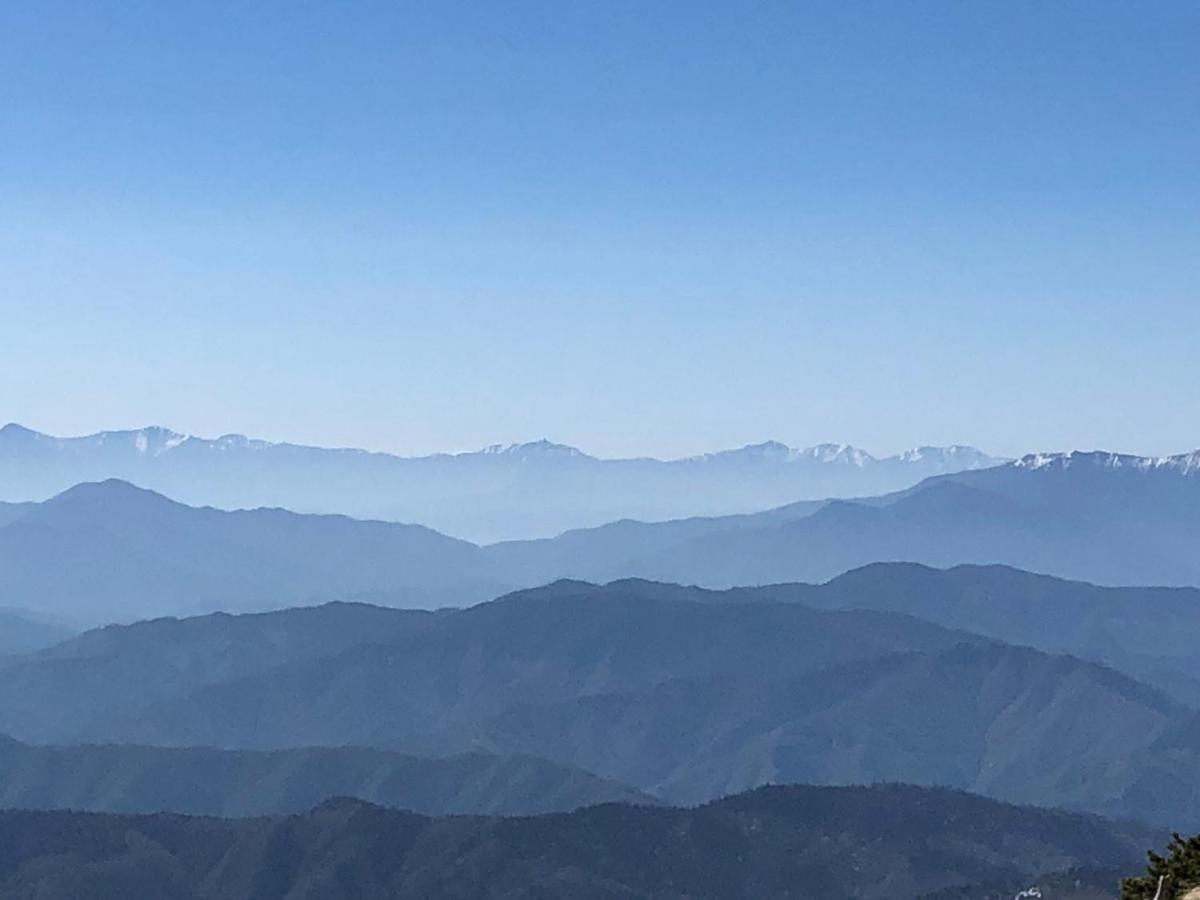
(1122, 834, 1200, 900)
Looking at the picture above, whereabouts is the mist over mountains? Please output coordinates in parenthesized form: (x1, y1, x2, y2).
(2, 441, 1199, 625)
(3, 576, 1199, 830)
(0, 609, 73, 655)
(584, 449, 1200, 590)
(2, 427, 1198, 896)
(0, 423, 1002, 541)
(0, 479, 500, 623)
(0, 737, 651, 817)
(8, 0, 1195, 890)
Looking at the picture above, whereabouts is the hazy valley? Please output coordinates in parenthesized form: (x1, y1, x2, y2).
(2, 437, 1197, 897)
(8, 3, 1196, 893)
(0, 424, 1002, 542)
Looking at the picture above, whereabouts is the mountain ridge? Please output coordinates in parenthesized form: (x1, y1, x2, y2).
(0, 423, 1005, 540)
(0, 423, 1003, 467)
(0, 783, 1160, 900)
(0, 478, 501, 624)
(5, 576, 1199, 828)
(0, 737, 652, 816)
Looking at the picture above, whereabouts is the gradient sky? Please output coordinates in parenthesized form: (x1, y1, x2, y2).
(2, 1, 1197, 459)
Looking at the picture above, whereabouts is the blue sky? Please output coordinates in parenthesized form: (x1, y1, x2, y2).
(2, 1, 1197, 459)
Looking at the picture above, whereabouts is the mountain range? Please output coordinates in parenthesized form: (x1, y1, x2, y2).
(0, 423, 1002, 541)
(3, 434, 1198, 862)
(0, 737, 649, 817)
(4, 443, 1200, 624)
(494, 449, 1200, 590)
(0, 609, 73, 655)
(764, 562, 1200, 707)
(3, 576, 1198, 829)
(0, 479, 500, 622)
(0, 582, 972, 746)
(0, 784, 1159, 899)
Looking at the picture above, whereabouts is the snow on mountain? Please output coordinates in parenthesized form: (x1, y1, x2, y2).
(475, 440, 591, 461)
(890, 445, 1002, 471)
(1, 425, 1006, 472)
(693, 441, 875, 466)
(207, 434, 277, 453)
(0, 424, 1011, 540)
(0, 425, 191, 458)
(798, 443, 874, 466)
(695, 440, 811, 464)
(692, 441, 1000, 470)
(1014, 450, 1200, 475)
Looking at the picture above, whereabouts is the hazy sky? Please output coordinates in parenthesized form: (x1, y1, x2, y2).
(2, 2, 1197, 459)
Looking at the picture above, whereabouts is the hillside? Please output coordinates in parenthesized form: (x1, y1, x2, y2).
(0, 609, 73, 656)
(0, 582, 974, 746)
(68, 587, 981, 752)
(477, 641, 1188, 820)
(0, 737, 649, 816)
(0, 784, 1160, 899)
(0, 600, 433, 740)
(2, 580, 1197, 827)
(754, 562, 1200, 706)
(0, 480, 501, 623)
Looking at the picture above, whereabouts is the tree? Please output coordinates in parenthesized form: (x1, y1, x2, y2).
(1122, 833, 1200, 899)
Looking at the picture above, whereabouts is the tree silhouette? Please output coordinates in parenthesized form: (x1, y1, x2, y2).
(1122, 834, 1200, 899)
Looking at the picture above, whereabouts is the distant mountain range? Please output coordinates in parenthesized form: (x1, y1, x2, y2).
(0, 479, 501, 622)
(0, 737, 649, 817)
(4, 576, 1199, 829)
(0, 784, 1158, 899)
(494, 448, 1200, 590)
(0, 608, 73, 655)
(4, 442, 1200, 624)
(3, 427, 1195, 895)
(0, 423, 1003, 540)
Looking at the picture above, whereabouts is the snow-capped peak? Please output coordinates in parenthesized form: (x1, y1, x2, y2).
(1013, 449, 1200, 475)
(0, 425, 193, 457)
(127, 426, 189, 456)
(208, 433, 276, 452)
(727, 440, 803, 462)
(477, 439, 589, 460)
(892, 445, 1000, 469)
(798, 443, 874, 466)
(692, 441, 875, 466)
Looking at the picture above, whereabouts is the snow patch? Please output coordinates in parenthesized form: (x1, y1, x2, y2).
(1014, 450, 1200, 475)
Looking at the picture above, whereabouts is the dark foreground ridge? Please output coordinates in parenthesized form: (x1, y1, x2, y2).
(0, 783, 1159, 899)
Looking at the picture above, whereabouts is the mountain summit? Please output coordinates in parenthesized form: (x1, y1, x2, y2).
(1014, 449, 1200, 475)
(476, 439, 592, 460)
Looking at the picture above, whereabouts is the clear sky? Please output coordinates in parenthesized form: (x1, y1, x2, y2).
(2, 1, 1197, 459)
